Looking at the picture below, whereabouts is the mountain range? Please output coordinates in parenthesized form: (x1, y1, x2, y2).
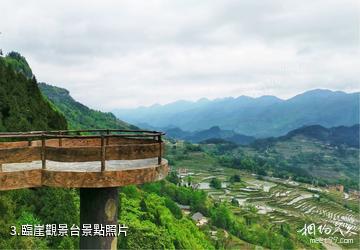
(164, 126, 255, 145)
(113, 90, 359, 138)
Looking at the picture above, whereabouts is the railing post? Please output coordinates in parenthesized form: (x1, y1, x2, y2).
(106, 129, 110, 146)
(101, 134, 106, 171)
(59, 131, 63, 147)
(0, 163, 2, 172)
(41, 134, 46, 170)
(158, 134, 162, 165)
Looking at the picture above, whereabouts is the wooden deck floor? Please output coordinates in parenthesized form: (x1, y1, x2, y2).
(2, 158, 159, 172)
(0, 158, 169, 190)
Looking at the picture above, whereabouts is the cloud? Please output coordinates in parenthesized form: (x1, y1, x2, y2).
(0, 0, 358, 110)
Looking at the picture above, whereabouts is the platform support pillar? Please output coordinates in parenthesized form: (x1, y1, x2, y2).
(80, 187, 119, 250)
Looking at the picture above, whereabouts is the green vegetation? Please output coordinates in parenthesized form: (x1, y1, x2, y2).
(210, 178, 222, 189)
(284, 124, 359, 148)
(0, 52, 75, 248)
(245, 135, 359, 190)
(2, 52, 33, 78)
(0, 54, 67, 132)
(165, 140, 359, 249)
(118, 185, 213, 249)
(192, 132, 359, 190)
(141, 180, 323, 249)
(38, 83, 136, 130)
(0, 182, 79, 249)
(229, 174, 241, 183)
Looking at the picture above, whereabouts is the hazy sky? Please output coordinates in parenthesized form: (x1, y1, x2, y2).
(0, 0, 359, 110)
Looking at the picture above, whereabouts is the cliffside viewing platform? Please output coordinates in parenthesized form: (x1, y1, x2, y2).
(0, 129, 169, 190)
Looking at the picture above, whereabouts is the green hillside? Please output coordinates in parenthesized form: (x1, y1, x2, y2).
(38, 83, 136, 130)
(118, 185, 214, 249)
(0, 52, 72, 248)
(193, 124, 359, 190)
(248, 135, 358, 187)
(165, 141, 358, 249)
(0, 53, 67, 132)
(2, 52, 33, 79)
(284, 124, 359, 148)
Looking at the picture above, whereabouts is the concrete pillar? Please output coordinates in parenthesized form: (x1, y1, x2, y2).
(80, 187, 119, 250)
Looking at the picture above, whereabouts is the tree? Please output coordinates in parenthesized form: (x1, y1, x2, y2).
(167, 171, 180, 185)
(186, 176, 193, 187)
(229, 174, 241, 183)
(231, 198, 239, 207)
(164, 197, 182, 219)
(210, 204, 232, 229)
(210, 178, 222, 189)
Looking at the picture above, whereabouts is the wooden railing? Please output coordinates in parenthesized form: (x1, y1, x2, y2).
(0, 129, 165, 172)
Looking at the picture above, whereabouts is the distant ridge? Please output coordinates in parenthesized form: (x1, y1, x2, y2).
(251, 124, 359, 149)
(284, 124, 359, 148)
(164, 126, 255, 145)
(113, 89, 359, 137)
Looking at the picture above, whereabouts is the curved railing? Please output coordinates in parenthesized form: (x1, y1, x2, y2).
(0, 129, 169, 189)
(0, 129, 165, 170)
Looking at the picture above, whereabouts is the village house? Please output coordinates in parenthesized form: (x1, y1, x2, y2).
(349, 189, 360, 199)
(191, 212, 208, 226)
(328, 184, 344, 193)
(177, 168, 187, 176)
(176, 203, 191, 215)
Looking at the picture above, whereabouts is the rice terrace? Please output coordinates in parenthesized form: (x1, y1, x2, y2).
(166, 140, 360, 249)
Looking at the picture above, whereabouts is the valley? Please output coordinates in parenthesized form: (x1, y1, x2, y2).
(166, 141, 360, 249)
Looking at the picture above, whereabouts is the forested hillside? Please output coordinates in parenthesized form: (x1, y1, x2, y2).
(194, 124, 360, 190)
(39, 83, 135, 130)
(2, 51, 33, 79)
(284, 124, 359, 148)
(0, 53, 67, 132)
(0, 52, 73, 248)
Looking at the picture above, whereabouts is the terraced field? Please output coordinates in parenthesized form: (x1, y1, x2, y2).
(176, 166, 359, 249)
